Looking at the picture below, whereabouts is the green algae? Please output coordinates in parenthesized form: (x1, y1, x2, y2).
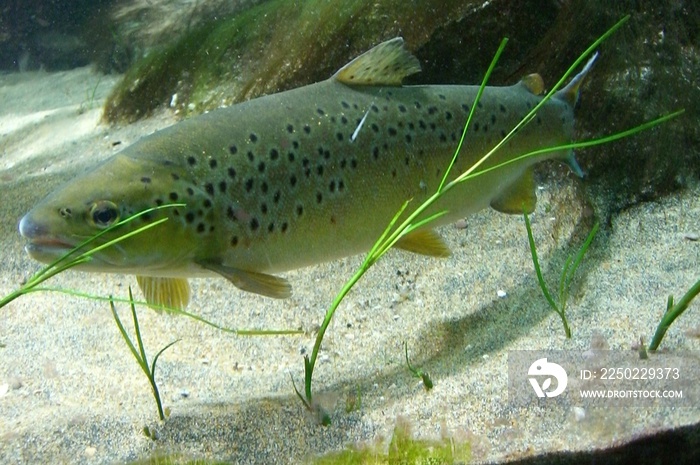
(103, 0, 478, 123)
(310, 417, 470, 465)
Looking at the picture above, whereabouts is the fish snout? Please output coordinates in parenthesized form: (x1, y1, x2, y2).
(18, 213, 45, 239)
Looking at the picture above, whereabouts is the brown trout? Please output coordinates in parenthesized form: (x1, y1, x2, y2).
(19, 38, 593, 309)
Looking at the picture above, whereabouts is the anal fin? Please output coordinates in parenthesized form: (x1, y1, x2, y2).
(136, 276, 191, 312)
(490, 168, 537, 214)
(395, 229, 451, 258)
(198, 260, 291, 299)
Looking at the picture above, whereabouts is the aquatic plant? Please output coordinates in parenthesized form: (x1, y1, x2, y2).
(294, 15, 684, 413)
(404, 341, 433, 391)
(110, 286, 177, 421)
(310, 417, 470, 464)
(523, 211, 599, 338)
(648, 280, 700, 350)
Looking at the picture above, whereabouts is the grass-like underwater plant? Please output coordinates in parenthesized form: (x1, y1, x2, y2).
(294, 15, 685, 415)
(648, 280, 700, 351)
(523, 211, 599, 338)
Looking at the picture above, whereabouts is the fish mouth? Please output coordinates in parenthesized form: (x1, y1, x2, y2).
(24, 236, 79, 261)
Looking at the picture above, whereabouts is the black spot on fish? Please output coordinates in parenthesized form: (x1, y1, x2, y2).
(171, 173, 179, 181)
(445, 111, 453, 121)
(330, 116, 336, 124)
(268, 223, 274, 233)
(483, 124, 489, 132)
(273, 191, 281, 204)
(350, 159, 358, 169)
(249, 133, 258, 143)
(371, 123, 379, 133)
(461, 103, 470, 113)
(219, 181, 227, 193)
(491, 114, 497, 125)
(141, 177, 151, 184)
(341, 101, 350, 109)
(281, 222, 288, 233)
(209, 159, 217, 169)
(317, 108, 325, 116)
(292, 141, 299, 149)
(501, 130, 507, 138)
(372, 147, 379, 160)
(231, 236, 239, 246)
(296, 205, 303, 216)
(250, 218, 259, 231)
(451, 132, 457, 141)
(340, 116, 348, 124)
(526, 101, 532, 109)
(438, 94, 446, 100)
(304, 168, 311, 178)
(228, 167, 236, 179)
(290, 174, 297, 187)
(316, 192, 323, 203)
(186, 187, 194, 196)
(185, 212, 195, 223)
(197, 223, 205, 233)
(388, 127, 397, 137)
(169, 192, 179, 201)
(408, 122, 415, 131)
(245, 178, 254, 192)
(203, 199, 212, 208)
(205, 183, 214, 196)
(371, 104, 379, 113)
(227, 206, 237, 221)
(439, 133, 447, 143)
(398, 104, 407, 113)
(391, 169, 397, 178)
(304, 125, 311, 134)
(536, 116, 542, 125)
(316, 165, 324, 176)
(405, 134, 412, 143)
(229, 145, 238, 154)
(473, 122, 480, 132)
(419, 120, 426, 130)
(288, 152, 295, 162)
(338, 180, 345, 191)
(258, 161, 265, 173)
(286, 124, 294, 133)
(499, 104, 506, 113)
(155, 199, 163, 206)
(477, 101, 483, 109)
(247, 151, 254, 162)
(142, 213, 152, 222)
(270, 149, 279, 160)
(414, 101, 422, 109)
(336, 132, 343, 142)
(329, 180, 336, 192)
(302, 158, 310, 168)
(260, 203, 268, 214)
(429, 123, 436, 131)
(404, 156, 410, 166)
(187, 156, 196, 166)
(261, 181, 268, 194)
(428, 106, 438, 115)
(340, 159, 347, 169)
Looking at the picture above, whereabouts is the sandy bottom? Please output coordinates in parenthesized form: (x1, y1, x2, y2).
(1, 68, 699, 464)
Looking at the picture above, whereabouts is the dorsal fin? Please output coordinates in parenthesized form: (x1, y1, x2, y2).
(332, 37, 421, 86)
(520, 73, 545, 95)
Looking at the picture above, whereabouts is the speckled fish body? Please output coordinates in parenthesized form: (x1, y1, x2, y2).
(19, 38, 592, 308)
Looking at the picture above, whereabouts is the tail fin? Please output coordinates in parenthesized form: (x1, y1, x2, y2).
(555, 52, 598, 107)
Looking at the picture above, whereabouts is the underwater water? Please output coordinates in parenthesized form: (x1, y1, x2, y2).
(1, 1, 699, 464)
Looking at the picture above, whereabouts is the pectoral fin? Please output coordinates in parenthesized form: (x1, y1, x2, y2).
(395, 229, 451, 257)
(491, 168, 537, 214)
(198, 260, 291, 299)
(136, 276, 191, 311)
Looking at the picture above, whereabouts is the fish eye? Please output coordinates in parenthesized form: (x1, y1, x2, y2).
(89, 201, 120, 228)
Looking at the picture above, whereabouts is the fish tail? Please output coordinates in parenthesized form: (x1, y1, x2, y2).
(555, 52, 598, 107)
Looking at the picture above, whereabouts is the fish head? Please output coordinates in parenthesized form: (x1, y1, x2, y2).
(19, 154, 196, 274)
